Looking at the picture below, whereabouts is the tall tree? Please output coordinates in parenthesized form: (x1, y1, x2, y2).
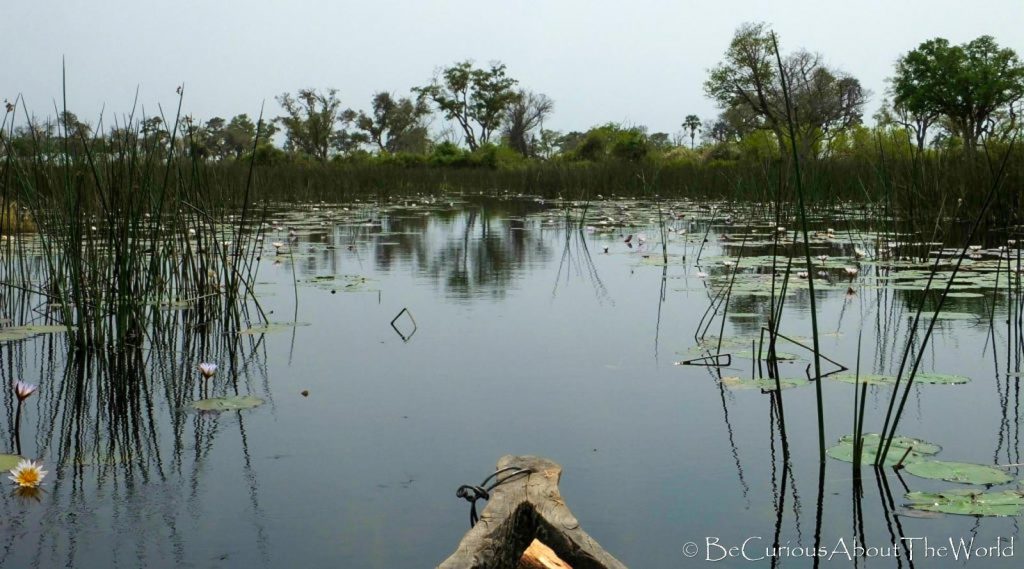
(415, 61, 521, 150)
(276, 88, 361, 162)
(891, 36, 1024, 153)
(704, 22, 866, 156)
(355, 92, 431, 154)
(682, 115, 702, 149)
(502, 90, 553, 157)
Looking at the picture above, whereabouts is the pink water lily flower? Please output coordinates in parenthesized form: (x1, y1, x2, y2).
(13, 381, 37, 402)
(198, 363, 218, 379)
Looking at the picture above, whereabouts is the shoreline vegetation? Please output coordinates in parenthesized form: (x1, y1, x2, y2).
(1, 22, 1020, 210)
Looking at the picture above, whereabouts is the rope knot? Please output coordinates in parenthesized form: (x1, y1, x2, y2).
(454, 466, 532, 527)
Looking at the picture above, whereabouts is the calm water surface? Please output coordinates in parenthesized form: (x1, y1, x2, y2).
(1, 196, 1021, 568)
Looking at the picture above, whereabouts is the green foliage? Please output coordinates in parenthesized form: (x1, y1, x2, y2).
(275, 88, 363, 162)
(704, 22, 866, 158)
(355, 92, 431, 154)
(570, 124, 649, 162)
(415, 61, 521, 150)
(892, 36, 1024, 152)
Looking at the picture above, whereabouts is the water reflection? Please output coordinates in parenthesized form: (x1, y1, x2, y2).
(0, 298, 271, 568)
(279, 197, 555, 301)
(0, 197, 1021, 567)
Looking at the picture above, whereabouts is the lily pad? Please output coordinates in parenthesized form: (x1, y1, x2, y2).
(239, 322, 311, 335)
(0, 454, 24, 470)
(904, 460, 1013, 485)
(829, 373, 897, 386)
(826, 434, 940, 466)
(721, 376, 807, 391)
(932, 312, 979, 321)
(915, 373, 971, 385)
(0, 325, 71, 343)
(828, 372, 970, 386)
(905, 489, 1024, 517)
(191, 396, 265, 412)
(732, 350, 800, 361)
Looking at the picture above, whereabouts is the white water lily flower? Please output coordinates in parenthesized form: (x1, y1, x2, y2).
(13, 380, 37, 402)
(198, 363, 218, 379)
(8, 459, 47, 488)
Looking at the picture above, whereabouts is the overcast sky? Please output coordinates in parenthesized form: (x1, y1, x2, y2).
(6, 0, 1023, 137)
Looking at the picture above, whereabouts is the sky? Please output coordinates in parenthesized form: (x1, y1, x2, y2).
(6, 0, 1023, 137)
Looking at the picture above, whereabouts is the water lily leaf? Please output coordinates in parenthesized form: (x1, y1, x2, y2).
(933, 312, 979, 321)
(0, 454, 24, 470)
(721, 377, 807, 391)
(0, 325, 70, 343)
(829, 373, 896, 386)
(904, 460, 1013, 485)
(829, 372, 970, 386)
(732, 350, 800, 361)
(239, 322, 310, 335)
(905, 489, 1024, 516)
(826, 434, 939, 465)
(191, 396, 265, 412)
(915, 373, 971, 385)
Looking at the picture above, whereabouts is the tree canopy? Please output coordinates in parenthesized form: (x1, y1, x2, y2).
(891, 36, 1024, 152)
(415, 61, 521, 151)
(704, 22, 867, 157)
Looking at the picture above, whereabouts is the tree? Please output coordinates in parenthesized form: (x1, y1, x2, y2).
(704, 22, 866, 157)
(648, 132, 672, 150)
(215, 114, 277, 159)
(891, 36, 1024, 153)
(682, 115, 702, 149)
(875, 97, 937, 153)
(276, 89, 362, 162)
(356, 91, 431, 154)
(415, 61, 521, 151)
(502, 90, 554, 157)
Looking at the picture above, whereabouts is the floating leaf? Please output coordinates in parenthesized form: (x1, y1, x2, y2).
(829, 372, 970, 386)
(933, 312, 979, 321)
(904, 460, 1013, 485)
(239, 322, 310, 335)
(732, 350, 800, 361)
(826, 434, 939, 465)
(829, 373, 896, 386)
(721, 376, 807, 391)
(0, 454, 24, 470)
(905, 489, 1024, 517)
(915, 373, 971, 385)
(191, 396, 265, 412)
(0, 325, 71, 343)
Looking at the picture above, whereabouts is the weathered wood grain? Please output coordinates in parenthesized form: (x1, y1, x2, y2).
(438, 455, 628, 569)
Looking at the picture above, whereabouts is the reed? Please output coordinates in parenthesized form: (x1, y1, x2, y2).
(0, 88, 267, 353)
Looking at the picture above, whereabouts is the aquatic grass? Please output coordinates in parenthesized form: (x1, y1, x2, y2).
(877, 137, 1017, 464)
(772, 32, 826, 461)
(0, 87, 269, 353)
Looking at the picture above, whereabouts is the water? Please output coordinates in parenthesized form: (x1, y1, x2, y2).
(1, 196, 1022, 567)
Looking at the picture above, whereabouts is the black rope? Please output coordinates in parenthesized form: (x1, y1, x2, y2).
(455, 466, 533, 527)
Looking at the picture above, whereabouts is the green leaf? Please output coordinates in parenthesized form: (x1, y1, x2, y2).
(0, 454, 24, 471)
(191, 396, 265, 412)
(0, 325, 71, 343)
(238, 322, 310, 335)
(905, 489, 1024, 517)
(826, 434, 939, 465)
(721, 376, 807, 391)
(904, 460, 1013, 485)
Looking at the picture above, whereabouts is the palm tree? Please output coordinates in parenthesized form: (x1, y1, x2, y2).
(683, 115, 702, 149)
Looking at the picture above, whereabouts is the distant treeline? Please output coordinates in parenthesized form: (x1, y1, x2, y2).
(2, 22, 1022, 209)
